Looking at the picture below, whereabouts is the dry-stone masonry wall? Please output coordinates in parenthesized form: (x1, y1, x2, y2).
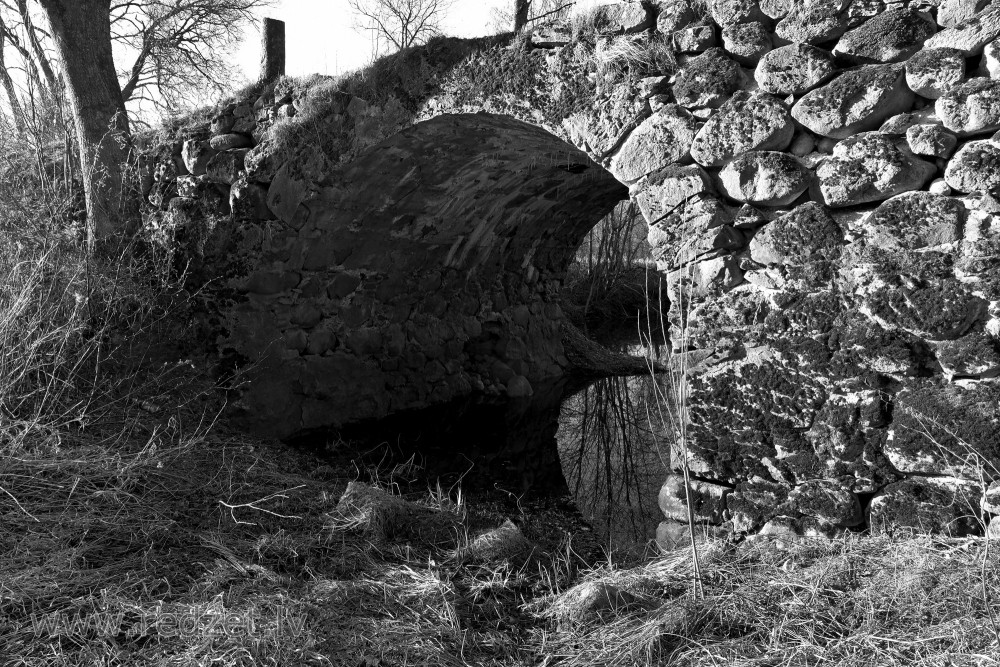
(144, 0, 1000, 538)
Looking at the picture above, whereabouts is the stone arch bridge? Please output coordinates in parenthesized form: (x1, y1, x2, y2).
(199, 113, 627, 438)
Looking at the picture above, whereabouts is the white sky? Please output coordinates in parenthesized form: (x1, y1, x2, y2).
(233, 1, 510, 81)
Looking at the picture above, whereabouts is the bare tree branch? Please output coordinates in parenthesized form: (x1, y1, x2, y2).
(349, 0, 455, 57)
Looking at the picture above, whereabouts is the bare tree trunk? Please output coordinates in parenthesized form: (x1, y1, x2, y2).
(0, 30, 26, 135)
(17, 0, 59, 95)
(37, 0, 134, 249)
(515, 0, 530, 31)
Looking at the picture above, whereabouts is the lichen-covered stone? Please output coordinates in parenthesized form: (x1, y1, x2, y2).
(938, 0, 991, 28)
(832, 9, 936, 64)
(816, 132, 936, 207)
(709, 0, 766, 26)
(748, 201, 843, 266)
(861, 191, 966, 250)
(923, 2, 1000, 55)
(934, 334, 1000, 377)
(209, 133, 253, 151)
(791, 64, 914, 139)
(717, 151, 812, 206)
(944, 139, 1000, 193)
(632, 164, 714, 224)
(728, 480, 790, 532)
(754, 43, 836, 96)
(787, 479, 863, 526)
(936, 78, 1000, 136)
(775, 0, 849, 45)
(690, 91, 794, 167)
(610, 104, 699, 182)
(869, 477, 981, 536)
(673, 23, 718, 52)
(722, 21, 772, 65)
(905, 47, 966, 99)
(657, 0, 699, 33)
(672, 48, 745, 109)
(905, 123, 958, 158)
(181, 139, 216, 176)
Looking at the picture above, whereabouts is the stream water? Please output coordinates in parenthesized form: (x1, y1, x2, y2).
(328, 328, 676, 553)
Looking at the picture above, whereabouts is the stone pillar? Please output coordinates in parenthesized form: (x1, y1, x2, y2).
(261, 18, 286, 82)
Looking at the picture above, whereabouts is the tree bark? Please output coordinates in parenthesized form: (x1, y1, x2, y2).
(515, 0, 530, 31)
(37, 0, 134, 249)
(0, 29, 27, 135)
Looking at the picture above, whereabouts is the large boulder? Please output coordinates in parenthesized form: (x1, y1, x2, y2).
(905, 47, 966, 99)
(672, 48, 745, 109)
(632, 164, 715, 223)
(832, 9, 936, 64)
(748, 201, 843, 266)
(658, 475, 730, 523)
(754, 43, 837, 96)
(791, 64, 914, 139)
(775, 0, 849, 45)
(609, 104, 699, 182)
(923, 2, 1000, 55)
(721, 21, 773, 66)
(860, 191, 966, 251)
(869, 477, 982, 535)
(815, 132, 936, 207)
(690, 91, 795, 167)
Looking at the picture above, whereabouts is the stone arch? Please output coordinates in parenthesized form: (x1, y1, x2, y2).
(221, 113, 628, 438)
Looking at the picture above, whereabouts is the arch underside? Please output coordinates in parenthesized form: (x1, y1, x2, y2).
(220, 113, 628, 438)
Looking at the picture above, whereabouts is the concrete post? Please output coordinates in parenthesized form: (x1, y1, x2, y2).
(261, 18, 286, 82)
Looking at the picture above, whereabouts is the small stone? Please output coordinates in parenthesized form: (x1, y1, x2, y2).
(816, 132, 936, 206)
(879, 108, 941, 134)
(717, 151, 812, 206)
(929, 178, 953, 195)
(944, 139, 1000, 192)
(981, 39, 1000, 77)
(690, 90, 794, 167)
(906, 123, 958, 157)
(722, 21, 772, 66)
(789, 132, 816, 156)
(923, 3, 1000, 55)
(460, 518, 534, 564)
(983, 480, 1000, 513)
(658, 475, 730, 523)
(936, 78, 1000, 136)
(754, 43, 836, 97)
(610, 104, 699, 182)
(672, 48, 745, 109)
(832, 9, 936, 64)
(905, 47, 966, 99)
(673, 24, 718, 52)
(792, 64, 913, 139)
(230, 177, 275, 220)
(775, 0, 849, 45)
(209, 133, 254, 151)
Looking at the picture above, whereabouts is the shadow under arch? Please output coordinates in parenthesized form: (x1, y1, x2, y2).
(223, 112, 628, 439)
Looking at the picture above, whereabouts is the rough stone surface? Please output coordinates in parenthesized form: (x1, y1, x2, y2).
(673, 23, 718, 52)
(861, 191, 966, 250)
(610, 104, 699, 182)
(718, 151, 812, 205)
(944, 139, 1000, 192)
(936, 77, 1000, 135)
(938, 0, 991, 28)
(775, 0, 849, 45)
(722, 21, 772, 65)
(209, 133, 254, 151)
(869, 477, 981, 535)
(905, 123, 958, 157)
(658, 475, 730, 523)
(657, 0, 698, 33)
(748, 201, 843, 266)
(923, 3, 1000, 55)
(754, 43, 836, 96)
(710, 0, 766, 27)
(632, 164, 714, 222)
(792, 64, 914, 139)
(816, 132, 936, 206)
(833, 9, 936, 64)
(672, 48, 745, 109)
(181, 140, 216, 176)
(690, 91, 794, 167)
(905, 47, 966, 99)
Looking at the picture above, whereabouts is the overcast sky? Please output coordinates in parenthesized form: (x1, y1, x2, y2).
(233, 0, 511, 81)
